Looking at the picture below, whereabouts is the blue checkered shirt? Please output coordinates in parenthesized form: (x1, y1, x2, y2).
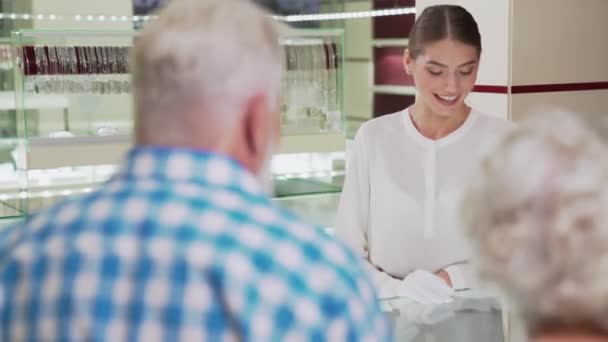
(0, 147, 391, 341)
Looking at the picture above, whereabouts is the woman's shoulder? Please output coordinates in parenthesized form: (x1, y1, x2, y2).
(468, 110, 518, 159)
(471, 109, 517, 133)
(358, 110, 406, 137)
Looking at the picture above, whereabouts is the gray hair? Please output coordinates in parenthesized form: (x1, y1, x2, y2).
(462, 111, 608, 332)
(131, 0, 284, 144)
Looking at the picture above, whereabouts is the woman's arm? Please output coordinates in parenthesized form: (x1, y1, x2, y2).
(335, 125, 402, 298)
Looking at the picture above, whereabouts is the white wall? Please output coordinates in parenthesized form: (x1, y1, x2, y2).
(511, 0, 608, 85)
(511, 90, 608, 121)
(510, 0, 608, 122)
(466, 93, 509, 119)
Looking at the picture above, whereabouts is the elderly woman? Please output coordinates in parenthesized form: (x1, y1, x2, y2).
(463, 111, 608, 342)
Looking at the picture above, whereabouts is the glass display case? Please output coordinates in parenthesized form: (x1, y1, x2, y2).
(6, 29, 133, 220)
(0, 36, 28, 221)
(0, 28, 346, 231)
(381, 291, 506, 342)
(273, 28, 345, 232)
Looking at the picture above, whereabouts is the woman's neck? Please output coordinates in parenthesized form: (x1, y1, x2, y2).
(409, 102, 471, 140)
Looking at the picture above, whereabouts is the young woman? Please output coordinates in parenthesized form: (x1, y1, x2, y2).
(335, 5, 515, 298)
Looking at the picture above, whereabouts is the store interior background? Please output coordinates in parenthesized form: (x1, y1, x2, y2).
(0, 0, 606, 233)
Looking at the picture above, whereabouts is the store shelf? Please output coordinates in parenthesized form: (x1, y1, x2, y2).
(27, 135, 130, 169)
(273, 174, 343, 198)
(0, 216, 24, 230)
(23, 133, 344, 169)
(0, 201, 26, 218)
(3, 28, 348, 228)
(278, 133, 346, 154)
(0, 91, 68, 110)
(373, 85, 416, 96)
(282, 28, 345, 38)
(24, 133, 344, 169)
(372, 38, 409, 47)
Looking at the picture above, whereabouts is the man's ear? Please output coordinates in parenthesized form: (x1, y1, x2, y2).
(242, 94, 270, 171)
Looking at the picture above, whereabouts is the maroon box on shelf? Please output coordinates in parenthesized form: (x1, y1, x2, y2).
(374, 93, 415, 118)
(374, 47, 414, 86)
(371, 0, 416, 118)
(373, 0, 415, 39)
(373, 0, 415, 9)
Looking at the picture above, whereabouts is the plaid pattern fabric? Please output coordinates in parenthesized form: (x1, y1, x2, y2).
(0, 147, 391, 341)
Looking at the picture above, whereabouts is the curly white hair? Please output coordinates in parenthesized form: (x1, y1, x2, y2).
(462, 110, 608, 332)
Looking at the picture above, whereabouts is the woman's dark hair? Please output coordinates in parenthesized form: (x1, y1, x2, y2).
(408, 5, 481, 59)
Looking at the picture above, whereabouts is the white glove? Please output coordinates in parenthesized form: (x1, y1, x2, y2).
(398, 270, 455, 305)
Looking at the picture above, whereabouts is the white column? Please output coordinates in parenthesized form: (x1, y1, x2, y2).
(343, 1, 373, 137)
(510, 0, 608, 122)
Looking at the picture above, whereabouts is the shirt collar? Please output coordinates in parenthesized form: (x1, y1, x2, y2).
(402, 107, 479, 147)
(116, 146, 266, 197)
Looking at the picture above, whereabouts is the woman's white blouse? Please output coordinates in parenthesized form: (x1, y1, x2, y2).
(335, 108, 515, 298)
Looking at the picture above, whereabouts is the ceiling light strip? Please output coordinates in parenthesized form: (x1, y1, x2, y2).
(0, 7, 415, 24)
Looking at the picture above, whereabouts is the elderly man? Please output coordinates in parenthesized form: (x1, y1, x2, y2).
(0, 0, 391, 340)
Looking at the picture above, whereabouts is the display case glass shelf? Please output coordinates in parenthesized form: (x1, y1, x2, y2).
(0, 28, 346, 231)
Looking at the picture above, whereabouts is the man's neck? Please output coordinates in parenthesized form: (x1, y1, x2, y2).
(533, 333, 608, 342)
